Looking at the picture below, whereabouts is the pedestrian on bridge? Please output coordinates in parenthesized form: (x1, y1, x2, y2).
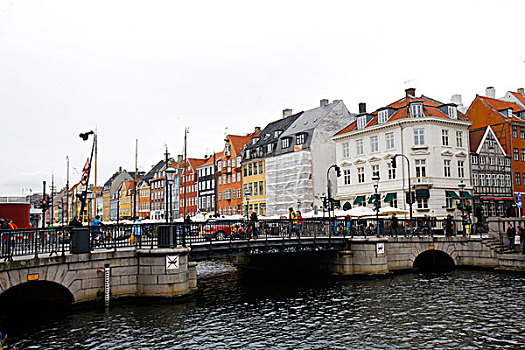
(389, 213, 399, 237)
(506, 223, 516, 252)
(519, 225, 525, 255)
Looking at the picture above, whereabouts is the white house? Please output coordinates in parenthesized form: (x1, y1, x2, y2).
(332, 88, 472, 219)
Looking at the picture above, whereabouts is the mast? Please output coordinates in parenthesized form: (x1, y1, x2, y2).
(66, 156, 69, 224)
(94, 130, 97, 220)
(133, 139, 138, 219)
(164, 146, 169, 223)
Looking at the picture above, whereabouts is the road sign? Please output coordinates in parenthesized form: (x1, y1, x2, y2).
(166, 255, 179, 270)
(376, 243, 385, 255)
(517, 193, 522, 208)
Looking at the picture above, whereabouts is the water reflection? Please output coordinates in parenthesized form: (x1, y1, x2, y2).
(1, 261, 524, 349)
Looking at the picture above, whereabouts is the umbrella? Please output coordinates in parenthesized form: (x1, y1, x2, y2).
(379, 206, 409, 215)
(345, 206, 375, 217)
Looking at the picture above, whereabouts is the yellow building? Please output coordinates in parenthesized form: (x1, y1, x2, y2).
(242, 159, 266, 216)
(102, 190, 111, 221)
(118, 181, 134, 219)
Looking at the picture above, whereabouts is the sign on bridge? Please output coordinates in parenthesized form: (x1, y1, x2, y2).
(166, 255, 179, 270)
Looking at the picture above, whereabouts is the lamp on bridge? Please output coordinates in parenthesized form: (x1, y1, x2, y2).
(166, 164, 176, 223)
(372, 171, 380, 237)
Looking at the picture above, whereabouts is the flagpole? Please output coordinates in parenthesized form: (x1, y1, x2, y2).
(66, 156, 69, 224)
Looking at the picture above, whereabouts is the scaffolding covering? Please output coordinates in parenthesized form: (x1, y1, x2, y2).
(265, 151, 314, 217)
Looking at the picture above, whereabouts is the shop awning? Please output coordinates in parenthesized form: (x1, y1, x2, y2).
(368, 193, 380, 204)
(354, 195, 365, 205)
(416, 189, 430, 198)
(343, 201, 351, 210)
(460, 191, 473, 199)
(384, 192, 396, 202)
(446, 190, 460, 199)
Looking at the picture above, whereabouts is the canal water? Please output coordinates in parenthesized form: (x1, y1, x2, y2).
(1, 261, 524, 349)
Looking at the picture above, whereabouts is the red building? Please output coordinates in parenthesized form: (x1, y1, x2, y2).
(178, 158, 206, 218)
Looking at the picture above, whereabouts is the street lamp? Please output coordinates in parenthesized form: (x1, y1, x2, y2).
(166, 165, 176, 223)
(458, 179, 466, 236)
(392, 154, 413, 227)
(78, 130, 97, 223)
(372, 172, 380, 237)
(326, 164, 342, 219)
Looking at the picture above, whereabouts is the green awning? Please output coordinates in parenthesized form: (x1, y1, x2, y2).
(368, 193, 380, 204)
(446, 190, 460, 199)
(416, 189, 430, 198)
(354, 195, 365, 205)
(384, 192, 396, 202)
(460, 191, 473, 200)
(343, 201, 351, 211)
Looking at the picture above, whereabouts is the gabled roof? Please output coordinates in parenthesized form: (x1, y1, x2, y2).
(469, 127, 486, 153)
(477, 95, 524, 122)
(280, 100, 342, 138)
(200, 151, 223, 167)
(228, 132, 261, 155)
(508, 91, 525, 108)
(245, 113, 302, 150)
(335, 92, 468, 137)
(470, 126, 507, 156)
(188, 158, 207, 172)
(144, 160, 165, 183)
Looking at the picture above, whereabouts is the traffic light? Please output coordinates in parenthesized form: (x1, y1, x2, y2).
(335, 165, 341, 177)
(391, 157, 397, 168)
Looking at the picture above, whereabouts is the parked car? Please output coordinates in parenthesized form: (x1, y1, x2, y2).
(201, 220, 247, 240)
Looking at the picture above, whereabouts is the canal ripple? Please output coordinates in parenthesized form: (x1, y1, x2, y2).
(2, 261, 524, 349)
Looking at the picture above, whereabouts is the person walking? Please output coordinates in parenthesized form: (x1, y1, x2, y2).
(296, 211, 303, 237)
(519, 225, 525, 255)
(389, 213, 399, 237)
(445, 215, 454, 237)
(91, 215, 103, 246)
(506, 223, 516, 252)
(249, 210, 259, 239)
(131, 217, 142, 246)
(288, 207, 296, 238)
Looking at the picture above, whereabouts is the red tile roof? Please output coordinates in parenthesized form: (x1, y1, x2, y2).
(202, 151, 223, 166)
(509, 92, 525, 107)
(469, 127, 486, 153)
(477, 96, 524, 122)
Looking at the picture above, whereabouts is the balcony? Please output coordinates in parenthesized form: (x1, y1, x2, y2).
(411, 177, 433, 188)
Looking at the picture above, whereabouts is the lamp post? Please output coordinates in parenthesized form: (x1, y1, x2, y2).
(326, 164, 342, 219)
(78, 130, 96, 223)
(166, 165, 176, 223)
(392, 154, 413, 227)
(458, 179, 466, 236)
(372, 172, 380, 237)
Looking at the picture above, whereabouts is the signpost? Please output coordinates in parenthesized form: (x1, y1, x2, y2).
(166, 255, 179, 270)
(517, 193, 522, 217)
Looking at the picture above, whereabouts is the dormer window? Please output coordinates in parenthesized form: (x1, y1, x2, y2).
(448, 105, 457, 119)
(245, 151, 250, 160)
(507, 109, 513, 118)
(356, 116, 367, 129)
(410, 102, 424, 118)
(267, 143, 273, 153)
(281, 138, 291, 148)
(296, 133, 307, 145)
(252, 138, 259, 145)
(378, 110, 389, 123)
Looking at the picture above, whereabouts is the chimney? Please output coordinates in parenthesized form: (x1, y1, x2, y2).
(486, 86, 495, 98)
(358, 102, 367, 114)
(254, 126, 261, 133)
(282, 109, 293, 118)
(320, 99, 329, 107)
(119, 166, 122, 172)
(451, 94, 465, 113)
(518, 87, 525, 96)
(405, 88, 416, 97)
(177, 155, 183, 162)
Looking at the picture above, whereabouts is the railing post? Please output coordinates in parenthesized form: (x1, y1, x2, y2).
(34, 228, 39, 259)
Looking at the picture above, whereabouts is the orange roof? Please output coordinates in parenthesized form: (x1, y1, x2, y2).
(469, 127, 486, 153)
(477, 96, 524, 121)
(122, 180, 134, 189)
(202, 151, 223, 166)
(510, 91, 525, 107)
(188, 158, 206, 171)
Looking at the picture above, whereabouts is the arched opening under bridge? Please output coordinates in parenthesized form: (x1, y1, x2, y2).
(413, 250, 455, 272)
(0, 280, 74, 313)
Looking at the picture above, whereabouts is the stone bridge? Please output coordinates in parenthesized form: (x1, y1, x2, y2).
(0, 236, 522, 309)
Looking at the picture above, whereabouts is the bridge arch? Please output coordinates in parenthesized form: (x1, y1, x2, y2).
(413, 249, 455, 272)
(0, 280, 74, 311)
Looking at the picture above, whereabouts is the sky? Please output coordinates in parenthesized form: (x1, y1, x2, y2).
(1, 0, 524, 196)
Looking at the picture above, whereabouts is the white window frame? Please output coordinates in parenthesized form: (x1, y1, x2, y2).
(281, 138, 290, 149)
(356, 139, 364, 155)
(458, 160, 465, 178)
(357, 116, 367, 129)
(343, 169, 351, 185)
(342, 142, 349, 158)
(414, 128, 425, 146)
(370, 136, 379, 153)
(456, 131, 463, 148)
(386, 132, 395, 150)
(442, 129, 449, 146)
(357, 167, 365, 183)
(444, 159, 451, 177)
(378, 110, 388, 123)
(411, 102, 423, 117)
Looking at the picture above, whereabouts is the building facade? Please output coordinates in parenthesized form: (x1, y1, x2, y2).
(469, 126, 514, 219)
(333, 88, 472, 219)
(197, 152, 219, 215)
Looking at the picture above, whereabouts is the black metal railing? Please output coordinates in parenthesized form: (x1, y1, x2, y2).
(0, 217, 469, 260)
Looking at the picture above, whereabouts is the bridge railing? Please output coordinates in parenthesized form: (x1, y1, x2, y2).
(0, 217, 469, 260)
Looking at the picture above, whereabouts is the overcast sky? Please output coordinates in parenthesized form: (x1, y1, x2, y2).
(1, 0, 524, 196)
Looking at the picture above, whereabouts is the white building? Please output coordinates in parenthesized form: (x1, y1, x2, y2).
(332, 88, 472, 219)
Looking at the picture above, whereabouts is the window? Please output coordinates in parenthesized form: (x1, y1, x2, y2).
(218, 177, 222, 185)
(473, 173, 478, 186)
(249, 183, 253, 196)
(489, 157, 495, 165)
(344, 169, 351, 185)
(357, 116, 366, 129)
(342, 142, 349, 158)
(253, 162, 258, 175)
(259, 161, 263, 173)
(513, 125, 518, 138)
(417, 197, 429, 209)
(356, 139, 364, 155)
(267, 143, 273, 153)
(249, 163, 253, 176)
(506, 174, 511, 187)
(445, 192, 454, 209)
(415, 159, 426, 178)
(237, 173, 241, 182)
(522, 149, 525, 162)
(486, 174, 492, 186)
(480, 174, 485, 186)
(444, 159, 451, 177)
(218, 191, 222, 200)
(471, 155, 478, 164)
(357, 167, 365, 183)
(522, 173, 525, 186)
(442, 129, 449, 146)
(458, 161, 465, 178)
(237, 189, 241, 198)
(521, 127, 524, 139)
(387, 163, 396, 180)
(281, 138, 290, 148)
(506, 158, 511, 166)
(456, 131, 463, 147)
(296, 133, 306, 145)
(237, 156, 241, 166)
(244, 165, 247, 177)
(232, 190, 236, 199)
(448, 106, 457, 119)
(274, 130, 281, 138)
(259, 181, 264, 195)
(371, 164, 379, 179)
(414, 128, 425, 146)
(498, 157, 504, 166)
(411, 102, 423, 117)
(378, 110, 389, 123)
(517, 172, 521, 185)
(217, 161, 222, 171)
(514, 148, 519, 161)
(371, 136, 379, 152)
(386, 133, 394, 149)
(253, 182, 258, 195)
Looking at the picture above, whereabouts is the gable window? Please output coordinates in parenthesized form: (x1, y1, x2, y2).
(342, 142, 349, 158)
(378, 110, 389, 123)
(357, 116, 367, 129)
(458, 160, 465, 178)
(414, 128, 425, 146)
(513, 126, 518, 138)
(410, 102, 423, 117)
(343, 169, 351, 185)
(448, 106, 457, 119)
(506, 158, 511, 166)
(514, 148, 519, 161)
(356, 139, 364, 155)
(267, 143, 273, 153)
(480, 156, 486, 165)
(370, 136, 379, 153)
(442, 129, 449, 146)
(357, 167, 365, 183)
(472, 174, 478, 186)
(444, 159, 451, 177)
(281, 138, 290, 149)
(471, 155, 478, 164)
(498, 157, 504, 166)
(386, 133, 395, 149)
(296, 133, 307, 145)
(506, 174, 511, 187)
(243, 165, 247, 177)
(456, 131, 463, 147)
(489, 157, 495, 165)
(274, 130, 281, 138)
